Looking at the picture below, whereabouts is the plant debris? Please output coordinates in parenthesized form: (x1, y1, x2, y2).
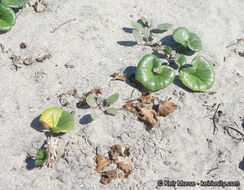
(58, 89, 78, 107)
(50, 19, 77, 33)
(123, 102, 136, 113)
(212, 103, 221, 135)
(95, 156, 111, 172)
(45, 136, 59, 169)
(35, 54, 52, 62)
(95, 144, 133, 184)
(110, 72, 126, 81)
(138, 107, 158, 127)
(11, 55, 22, 70)
(20, 42, 27, 49)
(33, 0, 48, 13)
(100, 170, 117, 184)
(158, 99, 177, 117)
(23, 57, 33, 65)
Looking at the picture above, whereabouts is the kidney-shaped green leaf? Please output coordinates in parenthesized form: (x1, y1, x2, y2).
(187, 33, 202, 52)
(135, 54, 175, 91)
(39, 107, 74, 134)
(0, 3, 16, 31)
(174, 54, 187, 66)
(179, 56, 215, 92)
(1, 0, 29, 8)
(173, 27, 190, 47)
(35, 150, 49, 166)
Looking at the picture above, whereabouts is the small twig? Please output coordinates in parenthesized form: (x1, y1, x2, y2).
(212, 103, 221, 135)
(50, 19, 76, 33)
(130, 89, 135, 98)
(207, 166, 219, 174)
(227, 126, 244, 140)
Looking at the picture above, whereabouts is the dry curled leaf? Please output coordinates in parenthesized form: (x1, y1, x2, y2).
(100, 170, 117, 184)
(23, 57, 33, 65)
(124, 102, 136, 113)
(140, 94, 154, 104)
(35, 54, 51, 62)
(158, 99, 177, 117)
(20, 43, 27, 49)
(95, 156, 110, 172)
(111, 72, 126, 81)
(118, 162, 133, 178)
(110, 144, 122, 161)
(138, 107, 158, 127)
(58, 89, 77, 107)
(34, 0, 48, 13)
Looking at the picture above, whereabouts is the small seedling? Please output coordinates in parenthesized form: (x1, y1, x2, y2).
(35, 150, 49, 166)
(131, 16, 172, 46)
(83, 92, 120, 120)
(39, 107, 74, 134)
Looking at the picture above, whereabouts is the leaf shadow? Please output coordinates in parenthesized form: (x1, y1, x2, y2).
(117, 41, 137, 47)
(122, 27, 133, 33)
(79, 114, 93, 125)
(30, 115, 44, 132)
(239, 157, 244, 171)
(173, 75, 195, 93)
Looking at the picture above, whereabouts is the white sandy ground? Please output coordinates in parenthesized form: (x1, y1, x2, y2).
(0, 0, 244, 189)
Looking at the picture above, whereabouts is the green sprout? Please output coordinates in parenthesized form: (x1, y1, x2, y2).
(34, 150, 49, 166)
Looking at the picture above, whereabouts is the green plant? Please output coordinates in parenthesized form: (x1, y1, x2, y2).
(135, 54, 175, 91)
(1, 0, 29, 8)
(131, 16, 172, 46)
(84, 93, 120, 120)
(173, 27, 202, 52)
(0, 3, 16, 31)
(0, 0, 29, 32)
(39, 107, 74, 134)
(34, 150, 49, 166)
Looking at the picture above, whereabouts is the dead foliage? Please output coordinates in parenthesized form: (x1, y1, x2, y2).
(158, 99, 177, 117)
(100, 170, 117, 185)
(110, 72, 126, 81)
(95, 156, 111, 172)
(35, 54, 51, 62)
(33, 0, 48, 13)
(58, 89, 78, 107)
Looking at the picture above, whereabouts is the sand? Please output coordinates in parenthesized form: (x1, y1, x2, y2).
(0, 0, 244, 189)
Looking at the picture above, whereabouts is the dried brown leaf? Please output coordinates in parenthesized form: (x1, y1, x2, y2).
(140, 94, 154, 104)
(23, 57, 33, 65)
(121, 145, 130, 157)
(111, 72, 126, 81)
(110, 144, 122, 161)
(34, 0, 47, 13)
(35, 54, 51, 62)
(158, 99, 177, 117)
(118, 162, 133, 178)
(95, 156, 111, 172)
(138, 107, 158, 127)
(100, 170, 117, 184)
(124, 102, 136, 113)
(92, 87, 102, 96)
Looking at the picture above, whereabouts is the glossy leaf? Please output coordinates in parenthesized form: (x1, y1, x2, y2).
(39, 107, 74, 133)
(173, 27, 190, 47)
(105, 108, 118, 116)
(1, 0, 29, 8)
(133, 30, 143, 42)
(107, 93, 119, 105)
(86, 95, 96, 107)
(0, 3, 16, 32)
(135, 54, 175, 91)
(131, 21, 143, 31)
(161, 45, 173, 55)
(187, 33, 202, 52)
(35, 150, 49, 166)
(174, 54, 187, 66)
(91, 112, 99, 120)
(143, 27, 150, 38)
(179, 56, 215, 92)
(157, 23, 172, 31)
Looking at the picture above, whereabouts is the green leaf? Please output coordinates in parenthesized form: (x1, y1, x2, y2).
(131, 21, 143, 31)
(161, 45, 173, 55)
(135, 54, 175, 91)
(107, 93, 119, 105)
(174, 54, 187, 66)
(91, 112, 99, 120)
(187, 33, 202, 52)
(147, 18, 154, 28)
(143, 27, 150, 39)
(105, 108, 119, 116)
(35, 150, 49, 166)
(141, 16, 147, 26)
(86, 95, 96, 107)
(179, 56, 215, 92)
(173, 27, 190, 47)
(0, 3, 16, 32)
(96, 97, 104, 105)
(39, 107, 74, 133)
(1, 0, 29, 8)
(157, 23, 172, 31)
(133, 30, 143, 42)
